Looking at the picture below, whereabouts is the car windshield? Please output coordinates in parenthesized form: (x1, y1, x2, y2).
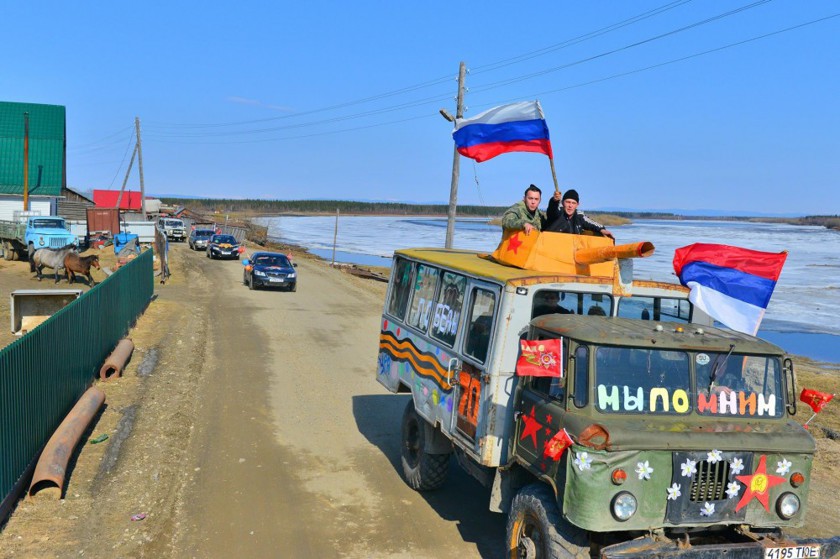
(194, 230, 213, 238)
(253, 255, 290, 267)
(695, 352, 783, 418)
(31, 219, 65, 228)
(165, 220, 183, 227)
(595, 347, 691, 415)
(212, 235, 236, 244)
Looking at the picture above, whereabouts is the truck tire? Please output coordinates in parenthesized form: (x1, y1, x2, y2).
(400, 400, 450, 491)
(506, 484, 590, 559)
(3, 242, 14, 261)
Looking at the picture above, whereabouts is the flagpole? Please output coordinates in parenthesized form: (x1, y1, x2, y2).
(549, 156, 560, 194)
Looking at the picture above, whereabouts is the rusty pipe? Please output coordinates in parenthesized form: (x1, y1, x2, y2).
(574, 241, 655, 265)
(29, 386, 106, 499)
(99, 338, 135, 380)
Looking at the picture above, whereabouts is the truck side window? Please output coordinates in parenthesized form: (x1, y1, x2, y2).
(387, 258, 414, 320)
(430, 272, 466, 347)
(464, 288, 496, 363)
(573, 346, 589, 408)
(407, 264, 440, 333)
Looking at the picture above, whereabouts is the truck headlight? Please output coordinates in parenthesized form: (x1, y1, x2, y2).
(39, 236, 45, 246)
(777, 492, 800, 520)
(611, 491, 637, 521)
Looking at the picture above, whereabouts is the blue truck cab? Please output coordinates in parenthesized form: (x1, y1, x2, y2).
(0, 215, 77, 261)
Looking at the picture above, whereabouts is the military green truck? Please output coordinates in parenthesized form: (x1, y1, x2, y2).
(376, 240, 839, 558)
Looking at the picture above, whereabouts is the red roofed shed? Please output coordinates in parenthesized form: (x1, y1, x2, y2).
(93, 189, 143, 210)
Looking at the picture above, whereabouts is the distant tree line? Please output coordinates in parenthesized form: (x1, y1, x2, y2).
(162, 198, 509, 217)
(162, 198, 839, 231)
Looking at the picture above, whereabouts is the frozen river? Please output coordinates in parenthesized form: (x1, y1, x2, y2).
(257, 215, 840, 363)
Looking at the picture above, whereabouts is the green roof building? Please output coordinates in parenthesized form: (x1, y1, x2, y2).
(0, 101, 66, 197)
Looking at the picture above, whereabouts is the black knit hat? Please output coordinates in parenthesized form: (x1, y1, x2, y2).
(563, 189, 579, 202)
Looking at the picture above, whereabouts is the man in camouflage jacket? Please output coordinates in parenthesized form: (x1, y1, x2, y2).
(501, 184, 547, 235)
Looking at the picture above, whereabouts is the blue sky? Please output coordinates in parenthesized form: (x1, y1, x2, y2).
(3, 1, 838, 215)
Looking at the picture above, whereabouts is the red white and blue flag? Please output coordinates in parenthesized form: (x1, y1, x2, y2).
(452, 100, 553, 162)
(673, 243, 787, 335)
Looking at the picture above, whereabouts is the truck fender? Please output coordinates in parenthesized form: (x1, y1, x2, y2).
(490, 465, 553, 514)
(424, 420, 453, 455)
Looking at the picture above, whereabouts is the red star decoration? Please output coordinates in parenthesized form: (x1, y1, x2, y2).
(507, 232, 523, 254)
(735, 455, 786, 512)
(519, 406, 542, 448)
(545, 413, 553, 423)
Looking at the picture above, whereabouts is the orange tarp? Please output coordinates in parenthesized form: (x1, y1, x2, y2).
(491, 230, 618, 277)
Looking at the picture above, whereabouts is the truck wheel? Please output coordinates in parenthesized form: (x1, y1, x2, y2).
(2, 242, 14, 261)
(507, 484, 590, 559)
(400, 400, 450, 491)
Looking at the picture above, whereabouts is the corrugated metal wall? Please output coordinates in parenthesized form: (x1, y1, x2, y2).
(0, 248, 154, 521)
(0, 102, 66, 197)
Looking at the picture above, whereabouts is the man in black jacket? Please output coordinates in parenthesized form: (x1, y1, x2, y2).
(544, 189, 614, 240)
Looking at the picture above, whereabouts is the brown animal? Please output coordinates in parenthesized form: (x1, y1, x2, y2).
(64, 253, 100, 286)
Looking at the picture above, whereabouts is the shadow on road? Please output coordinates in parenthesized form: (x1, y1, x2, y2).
(352, 394, 506, 558)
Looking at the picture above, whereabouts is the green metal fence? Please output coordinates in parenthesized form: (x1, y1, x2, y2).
(0, 248, 154, 520)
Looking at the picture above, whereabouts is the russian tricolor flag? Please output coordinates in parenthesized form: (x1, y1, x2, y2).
(673, 243, 787, 335)
(452, 101, 553, 163)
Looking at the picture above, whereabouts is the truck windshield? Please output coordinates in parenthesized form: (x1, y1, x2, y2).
(695, 353, 783, 418)
(595, 347, 691, 415)
(31, 219, 65, 229)
(165, 220, 183, 227)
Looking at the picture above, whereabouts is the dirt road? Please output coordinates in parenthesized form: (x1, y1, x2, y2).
(1, 242, 837, 558)
(1, 243, 503, 558)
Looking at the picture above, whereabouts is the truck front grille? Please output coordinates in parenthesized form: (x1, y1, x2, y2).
(689, 459, 730, 502)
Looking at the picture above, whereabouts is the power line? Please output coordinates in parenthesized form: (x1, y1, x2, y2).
(144, 0, 697, 130)
(145, 12, 838, 145)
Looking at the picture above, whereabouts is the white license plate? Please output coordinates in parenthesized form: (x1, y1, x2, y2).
(269, 278, 285, 283)
(765, 545, 821, 559)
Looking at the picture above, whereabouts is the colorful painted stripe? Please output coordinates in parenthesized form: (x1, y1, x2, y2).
(379, 331, 453, 391)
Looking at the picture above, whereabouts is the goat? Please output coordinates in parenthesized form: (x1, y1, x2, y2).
(30, 245, 77, 283)
(65, 252, 101, 286)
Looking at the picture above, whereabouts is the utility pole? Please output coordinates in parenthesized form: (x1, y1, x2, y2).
(115, 117, 148, 220)
(135, 117, 147, 220)
(444, 61, 466, 249)
(23, 112, 30, 211)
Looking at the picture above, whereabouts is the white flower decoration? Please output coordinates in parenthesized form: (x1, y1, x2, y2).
(729, 457, 745, 476)
(700, 502, 716, 517)
(681, 459, 698, 477)
(667, 483, 682, 501)
(776, 458, 792, 476)
(635, 460, 654, 480)
(707, 449, 723, 464)
(574, 452, 592, 472)
(726, 481, 741, 499)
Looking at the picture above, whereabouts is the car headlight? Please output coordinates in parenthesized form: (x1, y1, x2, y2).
(287, 273, 296, 279)
(254, 270, 266, 276)
(777, 492, 800, 520)
(611, 492, 637, 521)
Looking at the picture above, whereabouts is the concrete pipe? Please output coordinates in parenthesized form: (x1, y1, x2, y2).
(29, 386, 106, 499)
(99, 338, 135, 380)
